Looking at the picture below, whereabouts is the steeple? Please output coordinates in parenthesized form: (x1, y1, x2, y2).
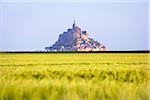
(73, 17, 75, 28)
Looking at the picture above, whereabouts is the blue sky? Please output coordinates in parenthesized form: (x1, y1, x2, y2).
(0, 0, 149, 51)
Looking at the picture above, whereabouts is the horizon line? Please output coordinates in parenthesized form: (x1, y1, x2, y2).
(0, 50, 149, 53)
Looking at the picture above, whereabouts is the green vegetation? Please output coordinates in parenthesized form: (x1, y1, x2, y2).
(0, 53, 149, 100)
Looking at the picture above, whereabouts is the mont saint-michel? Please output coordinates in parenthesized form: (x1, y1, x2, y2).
(45, 20, 106, 52)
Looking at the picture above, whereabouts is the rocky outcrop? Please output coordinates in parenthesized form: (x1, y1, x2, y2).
(45, 21, 106, 52)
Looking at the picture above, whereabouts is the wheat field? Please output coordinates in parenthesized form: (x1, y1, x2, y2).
(0, 53, 149, 100)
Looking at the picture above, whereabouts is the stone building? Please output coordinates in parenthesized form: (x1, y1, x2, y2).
(45, 20, 106, 52)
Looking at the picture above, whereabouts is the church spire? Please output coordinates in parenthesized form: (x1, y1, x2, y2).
(73, 17, 75, 28)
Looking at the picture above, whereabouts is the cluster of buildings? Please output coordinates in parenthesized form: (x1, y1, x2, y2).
(45, 20, 107, 52)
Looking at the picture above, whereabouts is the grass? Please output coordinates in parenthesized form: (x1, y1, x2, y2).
(0, 53, 149, 100)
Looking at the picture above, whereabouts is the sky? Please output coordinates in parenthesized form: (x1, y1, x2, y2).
(0, 0, 149, 51)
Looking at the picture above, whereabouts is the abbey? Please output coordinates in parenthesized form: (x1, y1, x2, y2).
(45, 20, 106, 51)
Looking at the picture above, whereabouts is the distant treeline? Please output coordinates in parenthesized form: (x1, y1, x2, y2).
(0, 50, 149, 53)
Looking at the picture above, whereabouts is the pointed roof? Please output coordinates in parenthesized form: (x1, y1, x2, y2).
(73, 17, 75, 28)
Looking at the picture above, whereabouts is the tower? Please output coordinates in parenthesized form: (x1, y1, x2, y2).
(73, 17, 75, 28)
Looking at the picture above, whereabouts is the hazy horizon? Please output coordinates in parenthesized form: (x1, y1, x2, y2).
(0, 0, 149, 51)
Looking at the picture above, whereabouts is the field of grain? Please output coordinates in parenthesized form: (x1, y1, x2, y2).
(0, 53, 149, 100)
